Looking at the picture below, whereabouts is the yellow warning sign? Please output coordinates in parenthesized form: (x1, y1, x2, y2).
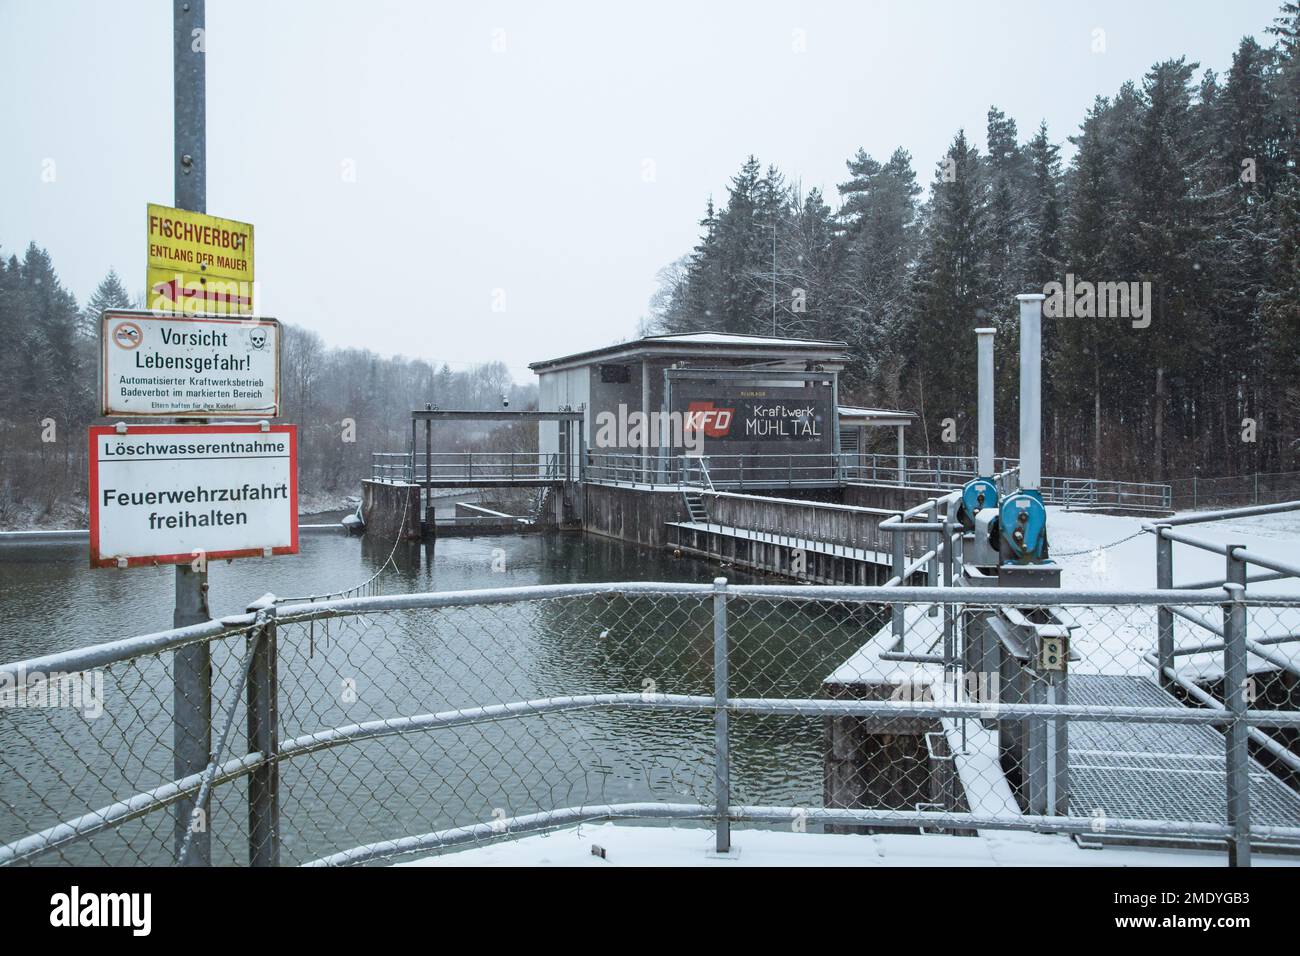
(147, 203, 254, 315)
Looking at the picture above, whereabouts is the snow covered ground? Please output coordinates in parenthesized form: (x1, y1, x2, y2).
(1047, 505, 1300, 596)
(1045, 506, 1300, 680)
(401, 822, 1300, 867)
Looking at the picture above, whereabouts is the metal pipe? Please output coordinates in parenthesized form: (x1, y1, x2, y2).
(1158, 498, 1300, 528)
(1176, 570, 1290, 590)
(1017, 294, 1045, 491)
(1223, 572, 1252, 867)
(976, 326, 996, 476)
(712, 578, 730, 853)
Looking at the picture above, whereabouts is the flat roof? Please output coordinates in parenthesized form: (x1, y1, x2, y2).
(837, 405, 916, 426)
(530, 330, 850, 373)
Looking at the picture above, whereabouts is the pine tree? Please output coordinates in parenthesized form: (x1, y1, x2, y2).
(81, 270, 133, 339)
(909, 130, 990, 453)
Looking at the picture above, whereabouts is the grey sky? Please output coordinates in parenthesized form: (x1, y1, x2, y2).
(1, 0, 1283, 382)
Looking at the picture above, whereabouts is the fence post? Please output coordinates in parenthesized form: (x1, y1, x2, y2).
(1155, 525, 1174, 690)
(712, 577, 731, 853)
(246, 594, 280, 866)
(891, 522, 905, 644)
(1223, 547, 1251, 868)
(942, 504, 956, 664)
(173, 565, 211, 866)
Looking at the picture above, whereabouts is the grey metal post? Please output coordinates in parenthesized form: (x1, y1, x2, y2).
(577, 415, 586, 482)
(891, 522, 905, 642)
(1016, 294, 1045, 491)
(942, 505, 955, 664)
(712, 577, 730, 853)
(1223, 551, 1251, 867)
(246, 595, 280, 866)
(830, 371, 842, 483)
(171, 0, 211, 867)
(976, 327, 996, 476)
(424, 417, 432, 527)
(926, 501, 939, 618)
(896, 425, 906, 486)
(1156, 526, 1174, 689)
(172, 564, 211, 864)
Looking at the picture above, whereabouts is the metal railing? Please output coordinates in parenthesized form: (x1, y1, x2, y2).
(372, 451, 567, 484)
(1172, 470, 1300, 511)
(580, 451, 1171, 511)
(4, 577, 1299, 867)
(1040, 476, 1172, 513)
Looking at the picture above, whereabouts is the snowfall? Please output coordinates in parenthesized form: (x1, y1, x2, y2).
(407, 505, 1300, 868)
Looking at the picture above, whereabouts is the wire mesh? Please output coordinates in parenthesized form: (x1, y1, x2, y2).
(3, 584, 1299, 866)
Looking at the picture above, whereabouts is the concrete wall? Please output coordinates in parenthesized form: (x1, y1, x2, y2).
(583, 483, 686, 549)
(361, 480, 422, 540)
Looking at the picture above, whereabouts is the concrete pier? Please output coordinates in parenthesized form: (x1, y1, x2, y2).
(361, 480, 423, 540)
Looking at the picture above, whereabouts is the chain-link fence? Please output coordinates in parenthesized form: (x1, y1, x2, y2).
(1171, 471, 1300, 511)
(3, 581, 1300, 867)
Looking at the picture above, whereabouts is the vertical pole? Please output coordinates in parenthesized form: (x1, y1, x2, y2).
(246, 595, 279, 866)
(577, 415, 586, 482)
(173, 565, 211, 865)
(172, 0, 211, 867)
(976, 327, 996, 477)
(1223, 551, 1251, 867)
(896, 425, 906, 486)
(830, 371, 841, 483)
(942, 505, 955, 664)
(1155, 526, 1174, 689)
(891, 523, 904, 644)
(712, 577, 730, 853)
(424, 417, 432, 530)
(1016, 294, 1045, 491)
(410, 417, 417, 482)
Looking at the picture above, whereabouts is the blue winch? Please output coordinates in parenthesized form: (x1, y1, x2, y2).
(994, 489, 1050, 564)
(957, 477, 999, 531)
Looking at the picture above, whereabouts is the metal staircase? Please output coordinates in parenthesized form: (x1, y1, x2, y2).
(683, 492, 708, 523)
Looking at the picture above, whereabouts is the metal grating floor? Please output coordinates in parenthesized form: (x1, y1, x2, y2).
(1066, 674, 1300, 838)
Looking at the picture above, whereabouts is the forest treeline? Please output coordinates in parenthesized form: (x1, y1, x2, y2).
(0, 251, 536, 526)
(650, 3, 1300, 482)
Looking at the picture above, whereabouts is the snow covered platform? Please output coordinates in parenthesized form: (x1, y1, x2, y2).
(399, 822, 1300, 867)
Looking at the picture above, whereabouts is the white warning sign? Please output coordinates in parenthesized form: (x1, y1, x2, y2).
(100, 309, 280, 417)
(89, 424, 298, 568)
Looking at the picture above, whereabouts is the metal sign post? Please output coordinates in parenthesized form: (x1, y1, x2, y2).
(171, 0, 211, 866)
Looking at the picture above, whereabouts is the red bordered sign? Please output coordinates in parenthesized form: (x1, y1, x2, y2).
(89, 424, 298, 568)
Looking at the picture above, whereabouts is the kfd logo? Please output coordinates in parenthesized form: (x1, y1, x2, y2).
(686, 401, 734, 438)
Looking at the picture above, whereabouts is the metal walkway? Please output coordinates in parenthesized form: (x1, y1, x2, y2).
(1068, 674, 1300, 847)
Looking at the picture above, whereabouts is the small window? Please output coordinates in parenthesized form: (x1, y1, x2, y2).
(599, 364, 631, 384)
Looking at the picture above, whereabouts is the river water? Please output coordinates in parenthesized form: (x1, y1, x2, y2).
(0, 527, 875, 865)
